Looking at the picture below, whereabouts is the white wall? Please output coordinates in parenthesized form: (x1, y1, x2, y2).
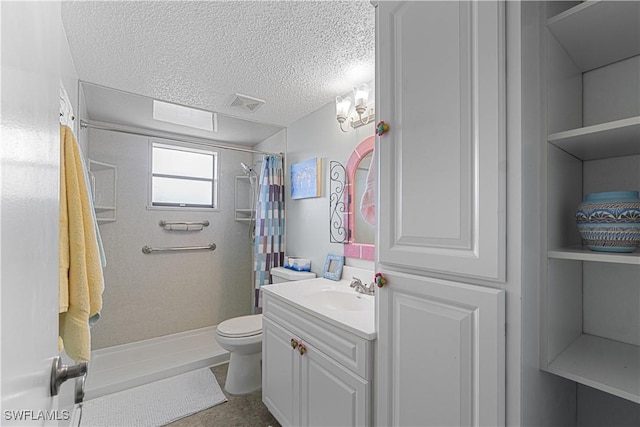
(577, 385, 640, 427)
(253, 128, 286, 160)
(284, 99, 375, 278)
(88, 129, 254, 348)
(60, 22, 83, 145)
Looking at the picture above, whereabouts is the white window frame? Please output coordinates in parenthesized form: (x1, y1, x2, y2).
(147, 140, 219, 211)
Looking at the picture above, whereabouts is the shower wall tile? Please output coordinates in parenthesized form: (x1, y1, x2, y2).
(89, 129, 253, 349)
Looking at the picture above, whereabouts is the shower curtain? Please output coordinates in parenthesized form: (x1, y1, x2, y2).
(253, 155, 285, 312)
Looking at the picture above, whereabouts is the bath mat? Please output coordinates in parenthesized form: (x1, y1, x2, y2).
(80, 368, 227, 426)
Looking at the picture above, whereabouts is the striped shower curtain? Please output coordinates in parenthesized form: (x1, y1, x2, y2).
(253, 155, 285, 312)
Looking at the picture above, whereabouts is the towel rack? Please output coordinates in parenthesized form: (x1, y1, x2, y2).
(141, 243, 216, 254)
(159, 220, 210, 230)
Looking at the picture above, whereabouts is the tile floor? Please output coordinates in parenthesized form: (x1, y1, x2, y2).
(167, 363, 280, 427)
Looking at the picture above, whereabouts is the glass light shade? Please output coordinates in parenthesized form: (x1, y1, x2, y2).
(335, 96, 351, 121)
(353, 83, 370, 109)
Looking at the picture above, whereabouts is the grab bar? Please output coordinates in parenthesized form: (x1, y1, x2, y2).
(159, 220, 210, 230)
(142, 243, 216, 254)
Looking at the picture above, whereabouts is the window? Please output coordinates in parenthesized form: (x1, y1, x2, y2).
(150, 142, 218, 209)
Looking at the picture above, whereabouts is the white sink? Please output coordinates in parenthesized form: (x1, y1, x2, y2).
(301, 289, 373, 312)
(262, 277, 376, 339)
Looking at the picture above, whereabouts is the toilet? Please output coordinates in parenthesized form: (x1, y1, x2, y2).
(215, 266, 315, 395)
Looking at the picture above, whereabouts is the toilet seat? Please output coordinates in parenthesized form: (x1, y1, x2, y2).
(217, 314, 262, 338)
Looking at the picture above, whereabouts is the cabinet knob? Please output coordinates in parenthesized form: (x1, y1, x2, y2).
(375, 272, 387, 287)
(376, 120, 390, 136)
(298, 344, 307, 356)
(291, 338, 299, 349)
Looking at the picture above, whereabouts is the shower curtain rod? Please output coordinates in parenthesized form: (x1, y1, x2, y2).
(79, 119, 283, 157)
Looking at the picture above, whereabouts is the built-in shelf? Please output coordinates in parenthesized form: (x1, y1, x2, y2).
(548, 247, 640, 265)
(547, 0, 640, 72)
(543, 0, 640, 410)
(235, 175, 254, 223)
(94, 206, 117, 213)
(548, 334, 639, 403)
(89, 159, 117, 224)
(547, 116, 640, 161)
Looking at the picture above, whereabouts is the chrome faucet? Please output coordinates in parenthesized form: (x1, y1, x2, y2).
(350, 276, 375, 296)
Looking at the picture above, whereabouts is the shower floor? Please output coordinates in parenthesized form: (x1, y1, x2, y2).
(85, 325, 229, 400)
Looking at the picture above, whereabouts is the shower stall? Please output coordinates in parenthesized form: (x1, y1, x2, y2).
(81, 117, 281, 400)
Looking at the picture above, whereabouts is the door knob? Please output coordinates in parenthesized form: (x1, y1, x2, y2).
(50, 355, 87, 396)
(74, 372, 86, 404)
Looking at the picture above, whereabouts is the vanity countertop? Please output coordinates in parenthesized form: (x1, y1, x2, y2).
(262, 277, 376, 340)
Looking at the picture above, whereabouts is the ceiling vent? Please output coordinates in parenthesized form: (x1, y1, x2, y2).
(228, 93, 265, 113)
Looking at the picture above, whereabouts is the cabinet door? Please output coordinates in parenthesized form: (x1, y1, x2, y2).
(299, 342, 369, 427)
(376, 270, 505, 426)
(376, 0, 505, 281)
(262, 317, 300, 427)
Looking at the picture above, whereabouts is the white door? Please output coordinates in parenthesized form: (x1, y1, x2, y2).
(375, 270, 505, 426)
(376, 0, 506, 281)
(299, 342, 369, 427)
(1, 1, 64, 425)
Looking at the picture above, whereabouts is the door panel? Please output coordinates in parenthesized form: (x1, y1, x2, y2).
(262, 317, 299, 427)
(377, 0, 505, 281)
(1, 1, 62, 424)
(396, 1, 470, 244)
(394, 293, 473, 426)
(300, 343, 368, 427)
(376, 270, 505, 426)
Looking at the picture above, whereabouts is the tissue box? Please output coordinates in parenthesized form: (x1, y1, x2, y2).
(286, 257, 311, 272)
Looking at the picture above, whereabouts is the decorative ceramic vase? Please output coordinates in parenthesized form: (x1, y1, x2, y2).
(576, 191, 640, 252)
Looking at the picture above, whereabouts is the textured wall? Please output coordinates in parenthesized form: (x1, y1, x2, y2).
(88, 129, 253, 348)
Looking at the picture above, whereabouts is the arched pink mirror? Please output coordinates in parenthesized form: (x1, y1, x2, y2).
(344, 136, 375, 260)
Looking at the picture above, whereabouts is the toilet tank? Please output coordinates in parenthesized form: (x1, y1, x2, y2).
(271, 266, 316, 284)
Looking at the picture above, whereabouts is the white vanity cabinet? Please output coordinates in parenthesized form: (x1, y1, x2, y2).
(262, 292, 373, 427)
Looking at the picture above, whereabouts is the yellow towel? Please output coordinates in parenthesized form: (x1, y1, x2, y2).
(59, 125, 104, 362)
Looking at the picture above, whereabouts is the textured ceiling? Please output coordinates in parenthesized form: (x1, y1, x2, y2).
(61, 1, 376, 138)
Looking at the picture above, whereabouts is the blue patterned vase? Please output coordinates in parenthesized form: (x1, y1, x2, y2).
(576, 191, 640, 252)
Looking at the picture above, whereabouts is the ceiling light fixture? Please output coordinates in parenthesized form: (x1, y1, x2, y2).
(335, 83, 375, 133)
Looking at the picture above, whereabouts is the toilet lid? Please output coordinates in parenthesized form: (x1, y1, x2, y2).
(217, 314, 263, 338)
